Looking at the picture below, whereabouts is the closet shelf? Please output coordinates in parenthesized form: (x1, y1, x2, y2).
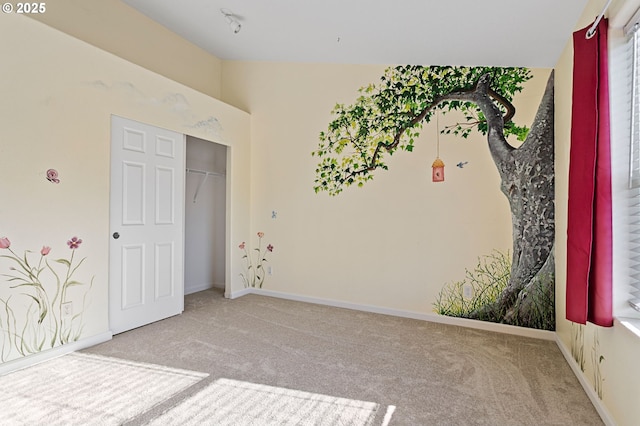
(186, 168, 225, 203)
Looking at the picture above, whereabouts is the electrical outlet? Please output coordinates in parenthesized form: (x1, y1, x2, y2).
(267, 265, 273, 275)
(62, 301, 73, 317)
(462, 284, 473, 299)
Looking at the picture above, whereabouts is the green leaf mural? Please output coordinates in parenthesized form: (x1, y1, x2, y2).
(313, 65, 531, 195)
(314, 66, 555, 330)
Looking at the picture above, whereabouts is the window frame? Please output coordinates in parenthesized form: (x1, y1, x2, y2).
(610, 12, 640, 320)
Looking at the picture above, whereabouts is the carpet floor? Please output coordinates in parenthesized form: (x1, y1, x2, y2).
(83, 288, 603, 425)
(147, 377, 381, 425)
(0, 352, 207, 425)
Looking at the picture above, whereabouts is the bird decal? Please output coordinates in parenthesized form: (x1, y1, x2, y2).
(456, 161, 469, 168)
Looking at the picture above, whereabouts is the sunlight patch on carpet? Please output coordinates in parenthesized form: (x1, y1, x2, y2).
(147, 378, 380, 425)
(381, 405, 396, 426)
(0, 352, 207, 425)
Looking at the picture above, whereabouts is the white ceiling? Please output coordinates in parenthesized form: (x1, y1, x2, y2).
(122, 0, 591, 68)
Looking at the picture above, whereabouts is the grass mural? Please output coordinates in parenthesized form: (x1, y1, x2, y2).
(0, 236, 92, 362)
(434, 251, 511, 319)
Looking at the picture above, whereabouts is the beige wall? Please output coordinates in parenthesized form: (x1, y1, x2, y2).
(0, 15, 249, 363)
(555, 1, 640, 424)
(29, 0, 222, 98)
(221, 61, 550, 313)
(8, 0, 640, 423)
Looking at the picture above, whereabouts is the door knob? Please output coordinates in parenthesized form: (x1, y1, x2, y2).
(113, 232, 120, 239)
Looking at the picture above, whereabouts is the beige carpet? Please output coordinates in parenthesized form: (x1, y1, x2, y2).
(147, 378, 381, 425)
(0, 352, 207, 425)
(84, 289, 604, 425)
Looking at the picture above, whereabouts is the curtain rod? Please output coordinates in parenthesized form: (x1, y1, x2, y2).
(586, 0, 613, 39)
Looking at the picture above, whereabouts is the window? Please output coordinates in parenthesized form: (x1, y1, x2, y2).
(611, 11, 640, 318)
(629, 21, 640, 313)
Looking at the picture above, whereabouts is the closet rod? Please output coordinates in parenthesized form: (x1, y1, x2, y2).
(186, 167, 225, 177)
(187, 168, 225, 203)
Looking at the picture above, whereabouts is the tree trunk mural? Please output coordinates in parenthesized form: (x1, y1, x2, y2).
(460, 72, 555, 328)
(313, 66, 555, 330)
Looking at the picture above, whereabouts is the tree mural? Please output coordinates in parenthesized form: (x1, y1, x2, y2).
(313, 66, 554, 330)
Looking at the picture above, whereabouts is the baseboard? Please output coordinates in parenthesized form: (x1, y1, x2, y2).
(555, 336, 615, 426)
(242, 288, 555, 341)
(0, 331, 113, 376)
(185, 282, 224, 295)
(228, 287, 253, 299)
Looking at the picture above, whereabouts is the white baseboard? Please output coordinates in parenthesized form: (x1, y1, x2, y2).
(0, 331, 113, 376)
(228, 287, 253, 299)
(185, 282, 226, 295)
(239, 288, 555, 341)
(555, 336, 615, 426)
(184, 282, 214, 295)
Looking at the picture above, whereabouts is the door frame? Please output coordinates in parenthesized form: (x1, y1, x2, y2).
(108, 115, 231, 332)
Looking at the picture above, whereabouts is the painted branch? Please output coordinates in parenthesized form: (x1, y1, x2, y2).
(343, 74, 516, 182)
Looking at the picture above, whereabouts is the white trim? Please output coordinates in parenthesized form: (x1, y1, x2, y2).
(610, 0, 640, 29)
(623, 4, 640, 35)
(228, 287, 253, 299)
(555, 336, 615, 426)
(616, 316, 640, 338)
(185, 282, 225, 295)
(241, 288, 555, 341)
(185, 283, 212, 295)
(0, 331, 113, 377)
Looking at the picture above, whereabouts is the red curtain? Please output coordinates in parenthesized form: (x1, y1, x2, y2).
(566, 18, 613, 327)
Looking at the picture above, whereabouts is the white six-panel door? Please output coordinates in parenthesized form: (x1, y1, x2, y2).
(110, 116, 185, 334)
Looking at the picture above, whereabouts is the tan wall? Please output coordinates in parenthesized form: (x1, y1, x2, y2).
(221, 61, 550, 314)
(8, 0, 640, 422)
(29, 0, 222, 98)
(0, 15, 250, 364)
(555, 1, 640, 424)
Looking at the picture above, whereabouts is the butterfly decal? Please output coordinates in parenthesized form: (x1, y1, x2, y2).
(46, 169, 60, 184)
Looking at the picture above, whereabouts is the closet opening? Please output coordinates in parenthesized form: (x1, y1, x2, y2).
(185, 136, 227, 295)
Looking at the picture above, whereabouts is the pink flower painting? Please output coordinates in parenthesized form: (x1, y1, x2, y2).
(0, 237, 10, 249)
(0, 235, 93, 358)
(239, 232, 274, 288)
(67, 236, 83, 249)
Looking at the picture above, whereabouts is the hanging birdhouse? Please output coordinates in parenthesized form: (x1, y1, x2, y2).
(432, 157, 445, 182)
(431, 113, 445, 182)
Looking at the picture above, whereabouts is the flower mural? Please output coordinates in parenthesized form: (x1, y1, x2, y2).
(0, 235, 93, 362)
(239, 232, 274, 288)
(67, 236, 82, 249)
(46, 169, 60, 184)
